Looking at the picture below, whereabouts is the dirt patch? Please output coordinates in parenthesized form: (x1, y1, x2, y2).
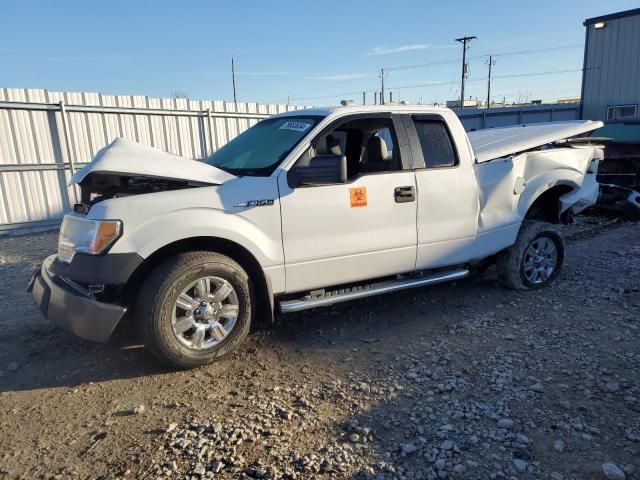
(0, 217, 638, 479)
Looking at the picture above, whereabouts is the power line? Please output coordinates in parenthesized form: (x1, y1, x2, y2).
(491, 67, 586, 80)
(490, 43, 584, 59)
(290, 88, 378, 101)
(387, 67, 586, 91)
(288, 66, 593, 103)
(268, 42, 588, 103)
(385, 58, 460, 72)
(384, 43, 584, 72)
(493, 87, 580, 96)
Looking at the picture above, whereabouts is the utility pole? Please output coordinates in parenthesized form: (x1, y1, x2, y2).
(486, 55, 496, 108)
(362, 91, 366, 105)
(379, 68, 386, 105)
(231, 57, 237, 104)
(455, 36, 476, 109)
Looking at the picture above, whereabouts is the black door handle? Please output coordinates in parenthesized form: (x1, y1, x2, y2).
(394, 186, 415, 203)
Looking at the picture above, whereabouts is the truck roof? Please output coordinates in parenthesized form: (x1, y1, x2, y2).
(274, 104, 452, 118)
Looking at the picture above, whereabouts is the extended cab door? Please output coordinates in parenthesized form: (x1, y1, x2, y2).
(401, 113, 480, 269)
(277, 114, 418, 293)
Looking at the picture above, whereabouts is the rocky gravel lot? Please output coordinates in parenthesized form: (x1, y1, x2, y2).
(0, 216, 639, 480)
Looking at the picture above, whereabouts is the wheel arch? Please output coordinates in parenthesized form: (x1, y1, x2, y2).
(124, 236, 274, 326)
(523, 183, 576, 224)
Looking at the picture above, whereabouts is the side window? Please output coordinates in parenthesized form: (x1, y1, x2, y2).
(312, 130, 347, 157)
(413, 120, 458, 168)
(359, 123, 400, 176)
(303, 117, 403, 181)
(373, 127, 394, 159)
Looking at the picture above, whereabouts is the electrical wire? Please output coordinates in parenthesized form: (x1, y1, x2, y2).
(289, 67, 588, 101)
(286, 44, 589, 103)
(384, 44, 584, 72)
(289, 88, 379, 102)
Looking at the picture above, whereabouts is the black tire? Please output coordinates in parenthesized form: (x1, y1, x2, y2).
(496, 221, 565, 290)
(135, 251, 252, 369)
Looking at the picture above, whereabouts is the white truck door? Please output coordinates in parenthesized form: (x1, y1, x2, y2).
(278, 114, 418, 293)
(401, 114, 480, 269)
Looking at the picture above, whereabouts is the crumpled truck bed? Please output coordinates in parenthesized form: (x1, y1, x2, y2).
(468, 120, 603, 163)
(473, 146, 602, 236)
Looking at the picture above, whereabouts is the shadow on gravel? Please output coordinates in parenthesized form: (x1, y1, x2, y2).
(1, 272, 493, 395)
(0, 324, 172, 393)
(272, 273, 497, 353)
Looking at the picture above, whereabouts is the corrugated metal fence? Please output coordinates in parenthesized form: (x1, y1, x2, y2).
(456, 103, 580, 130)
(0, 88, 306, 232)
(0, 87, 580, 233)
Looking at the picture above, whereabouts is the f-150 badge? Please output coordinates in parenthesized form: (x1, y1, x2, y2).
(233, 199, 275, 208)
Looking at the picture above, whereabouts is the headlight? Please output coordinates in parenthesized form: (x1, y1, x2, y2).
(57, 215, 122, 263)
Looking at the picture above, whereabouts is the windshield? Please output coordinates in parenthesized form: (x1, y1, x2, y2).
(204, 116, 322, 175)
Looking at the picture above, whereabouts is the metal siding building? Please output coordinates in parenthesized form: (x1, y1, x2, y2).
(581, 8, 640, 121)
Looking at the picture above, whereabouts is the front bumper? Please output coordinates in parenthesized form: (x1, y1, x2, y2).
(29, 255, 127, 343)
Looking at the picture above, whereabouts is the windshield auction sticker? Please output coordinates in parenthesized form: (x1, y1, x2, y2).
(349, 187, 367, 207)
(279, 121, 312, 132)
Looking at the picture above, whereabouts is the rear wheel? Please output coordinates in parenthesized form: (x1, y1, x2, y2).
(136, 251, 252, 369)
(496, 221, 564, 290)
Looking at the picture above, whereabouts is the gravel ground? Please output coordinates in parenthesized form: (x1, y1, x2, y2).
(0, 216, 639, 480)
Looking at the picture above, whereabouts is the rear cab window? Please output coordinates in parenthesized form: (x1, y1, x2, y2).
(412, 119, 458, 168)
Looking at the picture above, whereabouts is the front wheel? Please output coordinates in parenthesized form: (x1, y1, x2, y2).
(135, 251, 252, 369)
(496, 221, 565, 290)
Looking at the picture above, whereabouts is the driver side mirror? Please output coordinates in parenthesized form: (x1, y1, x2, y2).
(289, 155, 347, 187)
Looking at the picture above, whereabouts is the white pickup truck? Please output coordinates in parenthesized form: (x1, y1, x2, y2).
(29, 105, 603, 368)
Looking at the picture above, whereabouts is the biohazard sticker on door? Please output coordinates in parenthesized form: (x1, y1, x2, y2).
(349, 187, 367, 207)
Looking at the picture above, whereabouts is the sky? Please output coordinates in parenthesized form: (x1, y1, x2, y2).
(1, 0, 638, 107)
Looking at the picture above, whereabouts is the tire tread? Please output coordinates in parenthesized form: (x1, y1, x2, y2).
(136, 251, 251, 369)
(496, 221, 564, 291)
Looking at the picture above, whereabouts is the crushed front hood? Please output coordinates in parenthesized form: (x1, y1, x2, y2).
(69, 138, 236, 186)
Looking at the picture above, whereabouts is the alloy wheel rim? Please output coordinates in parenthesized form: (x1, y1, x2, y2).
(171, 276, 239, 350)
(523, 237, 558, 284)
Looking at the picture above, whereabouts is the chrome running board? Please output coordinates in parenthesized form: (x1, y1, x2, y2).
(279, 268, 469, 313)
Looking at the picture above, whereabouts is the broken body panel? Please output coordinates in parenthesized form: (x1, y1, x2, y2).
(468, 120, 603, 163)
(71, 137, 235, 186)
